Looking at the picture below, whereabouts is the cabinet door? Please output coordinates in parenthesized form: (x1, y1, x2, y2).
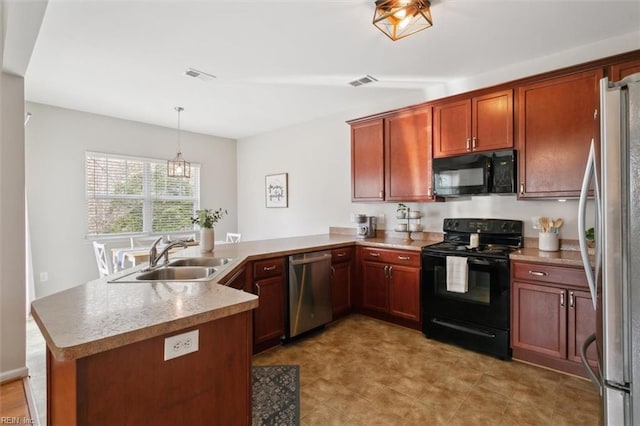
(331, 260, 352, 318)
(351, 119, 385, 201)
(517, 69, 603, 198)
(388, 265, 420, 322)
(512, 281, 567, 360)
(568, 290, 598, 365)
(362, 261, 389, 313)
(610, 59, 640, 82)
(384, 107, 435, 201)
(433, 99, 472, 158)
(253, 276, 284, 344)
(472, 89, 513, 152)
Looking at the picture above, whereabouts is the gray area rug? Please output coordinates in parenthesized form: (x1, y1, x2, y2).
(252, 365, 300, 426)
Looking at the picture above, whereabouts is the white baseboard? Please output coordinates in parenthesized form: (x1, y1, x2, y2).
(0, 366, 29, 383)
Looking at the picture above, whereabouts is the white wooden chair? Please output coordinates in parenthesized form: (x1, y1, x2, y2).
(92, 241, 111, 278)
(130, 235, 163, 248)
(225, 232, 241, 243)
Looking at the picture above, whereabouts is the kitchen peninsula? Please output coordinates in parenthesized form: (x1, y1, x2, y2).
(31, 234, 360, 425)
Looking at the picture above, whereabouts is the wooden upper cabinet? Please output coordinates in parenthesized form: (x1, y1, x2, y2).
(473, 90, 514, 152)
(350, 107, 437, 202)
(384, 107, 434, 201)
(517, 69, 603, 198)
(351, 118, 384, 201)
(433, 89, 513, 158)
(609, 59, 640, 82)
(433, 99, 471, 157)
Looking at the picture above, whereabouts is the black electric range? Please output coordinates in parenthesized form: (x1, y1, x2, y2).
(421, 218, 523, 359)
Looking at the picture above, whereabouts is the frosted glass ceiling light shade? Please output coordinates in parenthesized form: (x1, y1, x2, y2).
(373, 0, 433, 41)
(167, 106, 191, 178)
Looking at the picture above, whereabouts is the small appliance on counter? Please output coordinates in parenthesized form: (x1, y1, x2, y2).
(354, 214, 377, 239)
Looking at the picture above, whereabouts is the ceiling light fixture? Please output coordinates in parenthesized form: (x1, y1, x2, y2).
(167, 106, 190, 178)
(373, 0, 433, 41)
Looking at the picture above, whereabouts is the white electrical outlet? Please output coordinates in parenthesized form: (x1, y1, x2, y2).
(164, 329, 199, 361)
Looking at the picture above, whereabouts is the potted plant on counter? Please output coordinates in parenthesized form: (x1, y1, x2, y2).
(192, 208, 227, 253)
(396, 203, 408, 219)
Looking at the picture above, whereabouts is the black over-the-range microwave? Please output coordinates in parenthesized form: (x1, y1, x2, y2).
(432, 149, 517, 197)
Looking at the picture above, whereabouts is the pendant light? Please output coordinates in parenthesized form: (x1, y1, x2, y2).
(167, 106, 190, 178)
(373, 0, 433, 41)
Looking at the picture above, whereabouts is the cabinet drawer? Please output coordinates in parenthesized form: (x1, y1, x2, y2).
(332, 247, 354, 263)
(512, 261, 587, 288)
(362, 247, 421, 267)
(253, 257, 284, 279)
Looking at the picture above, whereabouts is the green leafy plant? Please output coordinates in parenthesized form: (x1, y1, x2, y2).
(585, 227, 595, 242)
(192, 208, 227, 229)
(396, 203, 408, 213)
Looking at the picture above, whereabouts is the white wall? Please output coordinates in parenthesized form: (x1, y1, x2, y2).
(0, 71, 27, 382)
(25, 103, 238, 298)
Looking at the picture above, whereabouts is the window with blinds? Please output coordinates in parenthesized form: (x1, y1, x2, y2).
(86, 152, 200, 236)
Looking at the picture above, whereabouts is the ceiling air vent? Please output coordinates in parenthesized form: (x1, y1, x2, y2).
(349, 75, 378, 87)
(184, 68, 216, 81)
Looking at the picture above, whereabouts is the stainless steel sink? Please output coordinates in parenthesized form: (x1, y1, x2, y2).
(168, 257, 233, 267)
(136, 266, 217, 281)
(109, 266, 219, 283)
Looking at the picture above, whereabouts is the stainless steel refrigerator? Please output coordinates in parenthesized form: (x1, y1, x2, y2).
(578, 72, 640, 425)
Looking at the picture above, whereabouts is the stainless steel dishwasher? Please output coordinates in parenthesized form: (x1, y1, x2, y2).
(287, 250, 333, 339)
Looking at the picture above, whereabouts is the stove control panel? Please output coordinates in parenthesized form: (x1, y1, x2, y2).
(443, 218, 523, 235)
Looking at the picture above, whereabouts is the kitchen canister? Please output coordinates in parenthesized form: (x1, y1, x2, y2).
(538, 232, 559, 252)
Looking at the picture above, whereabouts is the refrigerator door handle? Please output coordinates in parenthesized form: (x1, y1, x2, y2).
(578, 139, 599, 309)
(581, 332, 603, 394)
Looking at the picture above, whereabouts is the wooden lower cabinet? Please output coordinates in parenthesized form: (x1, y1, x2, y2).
(511, 261, 597, 377)
(362, 260, 389, 313)
(47, 312, 253, 425)
(331, 247, 353, 319)
(388, 264, 421, 322)
(252, 257, 285, 353)
(357, 247, 421, 328)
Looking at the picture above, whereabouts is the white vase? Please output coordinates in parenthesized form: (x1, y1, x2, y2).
(200, 228, 215, 253)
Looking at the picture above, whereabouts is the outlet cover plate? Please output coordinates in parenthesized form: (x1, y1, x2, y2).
(164, 329, 199, 361)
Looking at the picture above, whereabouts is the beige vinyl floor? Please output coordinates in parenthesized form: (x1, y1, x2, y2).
(253, 315, 601, 425)
(28, 314, 600, 425)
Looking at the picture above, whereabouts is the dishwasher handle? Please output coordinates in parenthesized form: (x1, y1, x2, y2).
(289, 252, 332, 266)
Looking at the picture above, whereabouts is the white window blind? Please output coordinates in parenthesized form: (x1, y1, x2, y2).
(86, 152, 200, 236)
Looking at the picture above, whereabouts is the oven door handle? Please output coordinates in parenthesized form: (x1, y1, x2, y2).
(466, 257, 494, 266)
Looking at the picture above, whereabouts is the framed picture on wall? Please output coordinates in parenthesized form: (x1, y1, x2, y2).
(265, 173, 288, 208)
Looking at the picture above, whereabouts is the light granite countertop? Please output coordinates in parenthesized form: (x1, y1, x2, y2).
(32, 232, 591, 362)
(31, 233, 431, 361)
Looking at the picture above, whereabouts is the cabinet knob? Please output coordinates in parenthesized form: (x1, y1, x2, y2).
(528, 270, 548, 277)
(263, 265, 277, 271)
(255, 283, 261, 296)
(336, 252, 346, 257)
(398, 256, 411, 261)
(388, 265, 393, 278)
(466, 138, 471, 151)
(519, 183, 525, 196)
(472, 137, 477, 151)
(369, 252, 381, 257)
(379, 190, 384, 198)
(569, 291, 575, 308)
(427, 187, 433, 197)
(560, 292, 565, 307)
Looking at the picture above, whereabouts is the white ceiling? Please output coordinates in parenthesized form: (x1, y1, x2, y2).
(22, 0, 640, 139)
